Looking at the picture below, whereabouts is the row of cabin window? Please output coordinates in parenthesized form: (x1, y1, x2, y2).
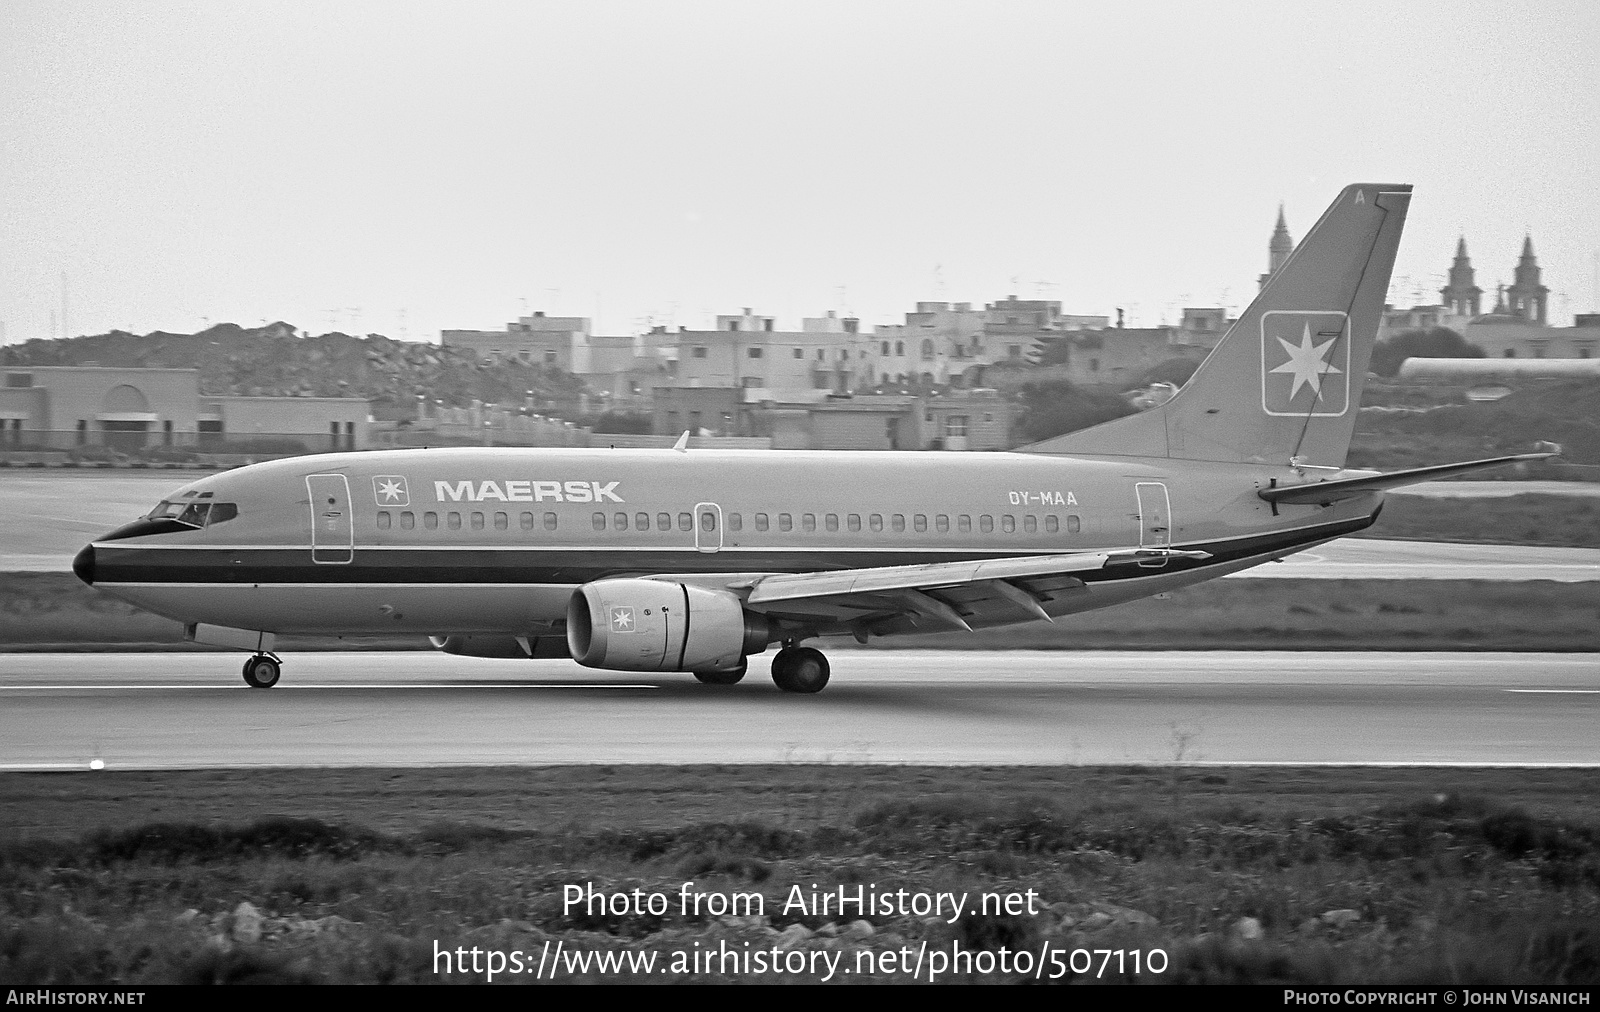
(591, 511, 1082, 535)
(375, 509, 1084, 536)
(376, 510, 559, 531)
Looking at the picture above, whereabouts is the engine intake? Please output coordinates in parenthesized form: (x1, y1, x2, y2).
(567, 579, 773, 672)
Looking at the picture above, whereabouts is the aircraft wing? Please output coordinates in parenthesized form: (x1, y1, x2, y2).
(723, 547, 1210, 637)
(1258, 452, 1557, 507)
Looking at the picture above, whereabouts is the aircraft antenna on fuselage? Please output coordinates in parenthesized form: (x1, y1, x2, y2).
(672, 430, 690, 453)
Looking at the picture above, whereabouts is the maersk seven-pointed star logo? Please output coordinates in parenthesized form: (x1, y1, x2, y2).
(372, 474, 409, 507)
(1260, 311, 1350, 416)
(609, 606, 636, 633)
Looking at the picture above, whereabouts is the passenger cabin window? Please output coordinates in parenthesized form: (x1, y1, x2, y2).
(870, 514, 883, 532)
(936, 515, 950, 533)
(756, 513, 769, 532)
(615, 512, 629, 530)
(958, 515, 972, 533)
(544, 512, 559, 531)
(657, 513, 671, 531)
(377, 511, 391, 530)
(677, 512, 692, 531)
(1001, 515, 1015, 533)
(447, 512, 462, 531)
(520, 512, 535, 531)
(802, 513, 816, 533)
(914, 514, 927, 532)
(636, 512, 650, 530)
(1067, 515, 1081, 533)
(892, 514, 905, 532)
(494, 512, 508, 531)
(1044, 515, 1058, 533)
(1023, 515, 1037, 533)
(700, 512, 716, 532)
(825, 514, 838, 532)
(424, 512, 439, 530)
(980, 515, 994, 533)
(847, 514, 861, 532)
(401, 512, 415, 530)
(592, 512, 606, 531)
(470, 512, 485, 530)
(729, 513, 742, 532)
(778, 513, 793, 532)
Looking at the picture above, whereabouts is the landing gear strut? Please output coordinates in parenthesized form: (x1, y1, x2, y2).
(242, 653, 281, 689)
(770, 646, 829, 694)
(693, 657, 747, 685)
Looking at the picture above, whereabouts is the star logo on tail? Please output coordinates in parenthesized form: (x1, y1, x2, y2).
(1270, 322, 1343, 400)
(1260, 311, 1350, 416)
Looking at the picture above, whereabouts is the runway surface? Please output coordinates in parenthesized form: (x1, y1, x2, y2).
(2, 650, 1595, 769)
(3, 473, 1597, 578)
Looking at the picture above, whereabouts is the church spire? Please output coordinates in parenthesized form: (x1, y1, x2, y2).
(1441, 235, 1482, 317)
(1508, 234, 1548, 324)
(1259, 204, 1295, 292)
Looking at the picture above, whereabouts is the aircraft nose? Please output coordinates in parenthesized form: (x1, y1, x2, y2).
(72, 544, 96, 585)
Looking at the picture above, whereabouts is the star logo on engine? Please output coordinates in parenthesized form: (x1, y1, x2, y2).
(609, 606, 635, 633)
(371, 475, 410, 506)
(1260, 311, 1350, 416)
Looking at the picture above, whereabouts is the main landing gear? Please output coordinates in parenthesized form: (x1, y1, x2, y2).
(770, 646, 829, 694)
(242, 653, 281, 689)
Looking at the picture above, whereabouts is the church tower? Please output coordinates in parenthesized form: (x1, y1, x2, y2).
(1439, 236, 1482, 317)
(1506, 235, 1549, 324)
(1257, 204, 1294, 292)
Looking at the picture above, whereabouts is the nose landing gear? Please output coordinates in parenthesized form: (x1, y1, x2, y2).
(242, 653, 281, 689)
(770, 646, 829, 694)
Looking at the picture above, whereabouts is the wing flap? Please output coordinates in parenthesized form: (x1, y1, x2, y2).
(744, 547, 1209, 607)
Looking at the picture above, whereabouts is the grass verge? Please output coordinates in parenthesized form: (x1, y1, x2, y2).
(3, 573, 1597, 652)
(2, 767, 1596, 984)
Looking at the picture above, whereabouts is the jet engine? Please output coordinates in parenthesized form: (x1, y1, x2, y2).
(567, 579, 773, 672)
(428, 635, 570, 659)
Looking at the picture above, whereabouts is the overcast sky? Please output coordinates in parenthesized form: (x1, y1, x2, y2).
(2, 0, 1597, 345)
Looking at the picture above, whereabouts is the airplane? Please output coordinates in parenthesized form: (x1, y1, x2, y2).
(72, 183, 1552, 692)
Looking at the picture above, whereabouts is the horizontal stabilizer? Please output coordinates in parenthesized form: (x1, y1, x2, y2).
(1258, 452, 1558, 506)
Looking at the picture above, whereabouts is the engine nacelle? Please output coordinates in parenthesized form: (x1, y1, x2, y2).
(567, 579, 773, 672)
(428, 634, 570, 659)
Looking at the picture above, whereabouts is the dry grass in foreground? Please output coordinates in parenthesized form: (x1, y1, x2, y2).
(2, 767, 1597, 984)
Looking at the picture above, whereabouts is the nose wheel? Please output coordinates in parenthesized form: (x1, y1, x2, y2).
(242, 653, 281, 689)
(771, 646, 829, 694)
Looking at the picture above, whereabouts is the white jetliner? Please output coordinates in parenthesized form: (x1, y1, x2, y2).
(74, 184, 1551, 692)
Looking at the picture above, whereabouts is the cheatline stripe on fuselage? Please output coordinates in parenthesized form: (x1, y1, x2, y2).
(87, 514, 1373, 587)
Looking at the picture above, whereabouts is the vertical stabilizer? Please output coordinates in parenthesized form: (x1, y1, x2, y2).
(1023, 184, 1411, 467)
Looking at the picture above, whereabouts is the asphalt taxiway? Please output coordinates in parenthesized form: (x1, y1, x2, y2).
(2, 650, 1594, 769)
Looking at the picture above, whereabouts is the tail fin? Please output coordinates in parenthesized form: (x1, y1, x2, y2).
(1023, 183, 1412, 467)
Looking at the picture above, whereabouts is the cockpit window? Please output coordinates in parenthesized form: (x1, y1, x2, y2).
(147, 500, 239, 527)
